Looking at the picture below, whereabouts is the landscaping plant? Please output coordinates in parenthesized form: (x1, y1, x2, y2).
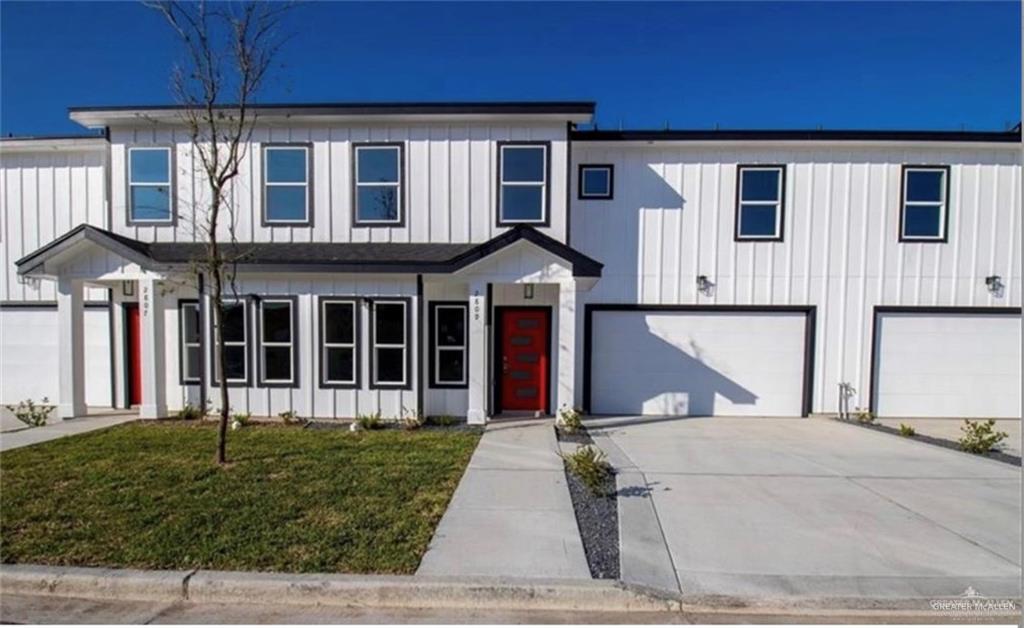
(278, 410, 304, 426)
(958, 419, 1008, 454)
(898, 423, 916, 437)
(400, 408, 424, 431)
(428, 415, 458, 427)
(854, 407, 875, 424)
(562, 445, 613, 496)
(175, 403, 205, 421)
(230, 412, 251, 430)
(5, 398, 55, 427)
(356, 412, 385, 430)
(557, 406, 584, 434)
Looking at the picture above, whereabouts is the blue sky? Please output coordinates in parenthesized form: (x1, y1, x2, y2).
(1, 1, 1019, 136)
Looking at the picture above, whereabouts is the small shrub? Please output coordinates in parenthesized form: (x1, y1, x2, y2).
(557, 406, 584, 434)
(854, 407, 874, 424)
(278, 410, 304, 425)
(562, 445, 613, 496)
(428, 415, 458, 427)
(898, 423, 916, 437)
(230, 412, 251, 430)
(400, 408, 424, 431)
(175, 403, 204, 421)
(356, 411, 385, 430)
(5, 398, 55, 427)
(959, 419, 1008, 454)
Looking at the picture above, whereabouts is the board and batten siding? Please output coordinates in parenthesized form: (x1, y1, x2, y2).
(0, 146, 109, 302)
(107, 123, 569, 246)
(571, 143, 1022, 415)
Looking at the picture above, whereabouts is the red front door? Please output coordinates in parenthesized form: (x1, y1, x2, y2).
(499, 308, 549, 412)
(125, 304, 142, 406)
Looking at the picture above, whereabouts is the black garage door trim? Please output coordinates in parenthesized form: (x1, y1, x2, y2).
(868, 305, 1023, 416)
(583, 304, 818, 417)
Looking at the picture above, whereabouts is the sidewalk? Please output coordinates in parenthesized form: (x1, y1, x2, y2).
(416, 419, 590, 579)
(0, 408, 137, 452)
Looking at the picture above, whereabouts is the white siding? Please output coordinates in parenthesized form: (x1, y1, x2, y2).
(572, 143, 1022, 414)
(107, 123, 569, 246)
(0, 148, 109, 302)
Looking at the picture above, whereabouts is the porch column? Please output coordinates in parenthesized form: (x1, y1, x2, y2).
(556, 281, 577, 414)
(57, 276, 86, 419)
(138, 277, 167, 419)
(466, 280, 488, 425)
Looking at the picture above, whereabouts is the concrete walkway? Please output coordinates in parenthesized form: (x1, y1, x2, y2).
(0, 408, 137, 452)
(416, 419, 590, 579)
(588, 416, 1021, 601)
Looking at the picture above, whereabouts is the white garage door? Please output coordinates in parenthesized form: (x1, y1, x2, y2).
(874, 312, 1021, 418)
(590, 310, 808, 416)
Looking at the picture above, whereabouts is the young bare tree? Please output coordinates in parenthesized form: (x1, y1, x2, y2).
(146, 0, 290, 464)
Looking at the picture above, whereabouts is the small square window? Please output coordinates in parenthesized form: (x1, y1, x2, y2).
(128, 147, 173, 224)
(354, 144, 404, 226)
(900, 166, 949, 242)
(498, 143, 548, 224)
(579, 165, 613, 199)
(735, 165, 785, 241)
(263, 146, 310, 225)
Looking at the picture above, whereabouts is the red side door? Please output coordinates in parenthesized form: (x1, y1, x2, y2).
(499, 308, 549, 412)
(125, 304, 142, 406)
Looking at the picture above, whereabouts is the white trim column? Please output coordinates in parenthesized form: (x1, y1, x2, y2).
(57, 276, 87, 419)
(466, 280, 488, 425)
(138, 277, 167, 419)
(556, 280, 577, 414)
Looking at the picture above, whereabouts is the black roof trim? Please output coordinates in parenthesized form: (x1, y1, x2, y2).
(0, 133, 107, 142)
(570, 129, 1022, 143)
(17, 224, 603, 278)
(69, 101, 596, 116)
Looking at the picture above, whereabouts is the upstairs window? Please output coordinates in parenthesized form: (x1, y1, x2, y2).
(258, 298, 297, 386)
(430, 302, 468, 388)
(371, 300, 409, 388)
(498, 143, 548, 224)
(354, 144, 403, 225)
(735, 165, 785, 241)
(320, 298, 358, 387)
(213, 300, 249, 385)
(179, 301, 201, 384)
(128, 147, 173, 223)
(263, 145, 311, 225)
(579, 164, 614, 200)
(900, 166, 949, 242)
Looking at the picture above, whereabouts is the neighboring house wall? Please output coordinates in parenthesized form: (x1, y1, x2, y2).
(106, 122, 570, 245)
(571, 141, 1022, 414)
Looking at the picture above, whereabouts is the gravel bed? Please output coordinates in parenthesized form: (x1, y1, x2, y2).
(556, 427, 620, 580)
(835, 418, 1021, 466)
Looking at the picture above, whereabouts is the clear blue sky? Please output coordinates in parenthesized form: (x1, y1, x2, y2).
(1, 1, 1019, 136)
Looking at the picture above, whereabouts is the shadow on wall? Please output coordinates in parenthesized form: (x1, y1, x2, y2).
(591, 322, 757, 416)
(581, 161, 685, 302)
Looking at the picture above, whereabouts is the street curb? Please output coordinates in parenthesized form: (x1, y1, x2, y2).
(0, 565, 677, 612)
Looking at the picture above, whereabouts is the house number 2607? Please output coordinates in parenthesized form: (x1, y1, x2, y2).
(472, 289, 481, 321)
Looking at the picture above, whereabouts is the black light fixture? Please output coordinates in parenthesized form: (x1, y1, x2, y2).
(122, 280, 134, 297)
(985, 275, 1004, 294)
(523, 284, 534, 300)
(696, 275, 714, 296)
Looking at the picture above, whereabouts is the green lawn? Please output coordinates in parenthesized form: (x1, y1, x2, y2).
(0, 422, 480, 574)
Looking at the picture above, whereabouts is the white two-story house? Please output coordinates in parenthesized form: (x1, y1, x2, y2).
(1, 102, 1020, 424)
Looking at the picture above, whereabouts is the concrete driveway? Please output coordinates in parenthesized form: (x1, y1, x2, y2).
(587, 416, 1021, 601)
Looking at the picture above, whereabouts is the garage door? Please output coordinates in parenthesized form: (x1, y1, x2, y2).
(873, 311, 1021, 418)
(588, 309, 810, 416)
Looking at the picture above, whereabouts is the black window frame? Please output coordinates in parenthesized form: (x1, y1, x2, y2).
(262, 143, 313, 227)
(210, 297, 252, 387)
(429, 301, 469, 389)
(256, 295, 299, 388)
(496, 141, 551, 226)
(178, 299, 202, 385)
(734, 164, 786, 242)
(578, 164, 614, 200)
(369, 297, 412, 390)
(899, 164, 951, 243)
(352, 142, 406, 227)
(318, 296, 361, 389)
(126, 146, 176, 226)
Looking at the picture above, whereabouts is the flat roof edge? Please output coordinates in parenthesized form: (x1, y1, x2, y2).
(570, 129, 1022, 144)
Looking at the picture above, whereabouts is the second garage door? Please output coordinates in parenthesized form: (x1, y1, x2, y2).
(588, 308, 811, 417)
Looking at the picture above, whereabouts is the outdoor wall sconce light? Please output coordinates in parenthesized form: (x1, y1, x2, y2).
(523, 284, 534, 300)
(985, 275, 1004, 296)
(122, 281, 135, 297)
(696, 274, 715, 296)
